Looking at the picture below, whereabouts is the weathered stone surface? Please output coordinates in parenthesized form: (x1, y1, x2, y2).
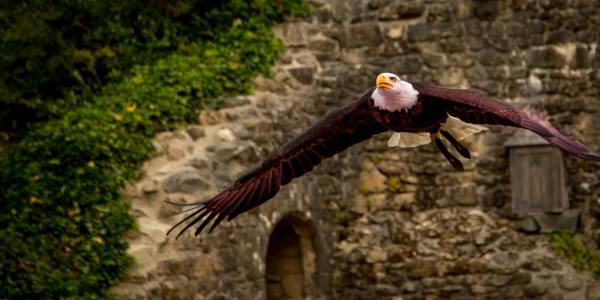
(274, 22, 308, 47)
(216, 128, 235, 143)
(406, 23, 432, 42)
(185, 126, 205, 140)
(140, 180, 159, 193)
(519, 217, 540, 233)
(558, 275, 583, 291)
(406, 259, 437, 279)
(288, 66, 316, 84)
(379, 2, 425, 20)
(117, 1, 600, 299)
(473, 0, 501, 20)
(167, 147, 186, 161)
(523, 283, 550, 297)
(528, 47, 567, 68)
(547, 30, 574, 44)
(589, 283, 600, 300)
(449, 185, 478, 206)
(163, 170, 210, 194)
(532, 209, 581, 233)
(359, 162, 387, 193)
(366, 247, 388, 263)
(510, 272, 533, 285)
(394, 56, 422, 74)
(161, 278, 192, 300)
(340, 22, 382, 48)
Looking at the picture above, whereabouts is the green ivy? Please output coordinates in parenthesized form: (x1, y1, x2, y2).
(0, 0, 310, 132)
(0, 1, 310, 298)
(548, 231, 600, 279)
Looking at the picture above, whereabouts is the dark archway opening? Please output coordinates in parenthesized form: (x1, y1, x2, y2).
(265, 217, 316, 299)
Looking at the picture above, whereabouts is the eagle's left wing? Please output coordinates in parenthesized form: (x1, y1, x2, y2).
(413, 82, 600, 161)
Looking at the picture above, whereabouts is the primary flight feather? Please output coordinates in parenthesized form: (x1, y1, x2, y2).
(167, 72, 600, 238)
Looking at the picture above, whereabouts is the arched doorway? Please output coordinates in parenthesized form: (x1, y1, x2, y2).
(266, 216, 317, 300)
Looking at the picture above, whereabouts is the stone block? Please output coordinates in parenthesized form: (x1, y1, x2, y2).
(185, 126, 205, 140)
(401, 281, 419, 293)
(547, 30, 574, 44)
(405, 259, 437, 279)
(379, 2, 425, 20)
(531, 209, 580, 233)
(189, 255, 219, 278)
(163, 170, 210, 194)
(449, 184, 479, 206)
(589, 283, 600, 300)
(394, 56, 422, 74)
(113, 284, 148, 300)
(167, 147, 186, 161)
(274, 22, 308, 47)
(288, 66, 316, 84)
(340, 22, 382, 48)
(308, 37, 338, 52)
(366, 247, 388, 263)
(592, 49, 600, 68)
(406, 23, 432, 42)
(473, 0, 501, 20)
(518, 217, 540, 233)
(479, 49, 506, 66)
(453, 0, 471, 20)
(397, 3, 425, 19)
(141, 180, 159, 193)
(510, 272, 533, 285)
(160, 278, 191, 300)
(359, 162, 388, 193)
(558, 275, 583, 291)
(573, 46, 591, 69)
(523, 283, 550, 297)
(527, 47, 567, 68)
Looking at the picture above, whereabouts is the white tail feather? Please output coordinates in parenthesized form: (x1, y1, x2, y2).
(442, 116, 488, 140)
(388, 132, 431, 148)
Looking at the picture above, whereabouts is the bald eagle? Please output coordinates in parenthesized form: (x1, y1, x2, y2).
(167, 72, 600, 238)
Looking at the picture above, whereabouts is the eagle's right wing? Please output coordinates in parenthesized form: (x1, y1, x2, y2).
(168, 88, 386, 238)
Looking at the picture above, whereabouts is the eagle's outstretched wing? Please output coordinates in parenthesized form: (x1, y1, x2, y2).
(167, 89, 386, 238)
(414, 82, 600, 161)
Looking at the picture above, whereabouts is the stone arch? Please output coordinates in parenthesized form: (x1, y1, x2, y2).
(265, 213, 319, 300)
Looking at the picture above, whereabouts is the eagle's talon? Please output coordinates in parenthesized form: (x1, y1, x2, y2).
(434, 138, 464, 171)
(440, 130, 471, 159)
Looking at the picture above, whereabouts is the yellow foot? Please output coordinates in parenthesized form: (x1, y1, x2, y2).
(429, 132, 441, 140)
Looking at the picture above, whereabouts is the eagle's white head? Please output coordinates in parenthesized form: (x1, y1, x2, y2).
(371, 72, 419, 112)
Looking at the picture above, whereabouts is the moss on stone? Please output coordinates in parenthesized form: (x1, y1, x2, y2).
(358, 184, 371, 195)
(548, 231, 600, 279)
(387, 176, 401, 193)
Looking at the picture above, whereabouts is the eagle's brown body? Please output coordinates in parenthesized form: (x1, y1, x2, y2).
(369, 93, 448, 133)
(167, 82, 600, 238)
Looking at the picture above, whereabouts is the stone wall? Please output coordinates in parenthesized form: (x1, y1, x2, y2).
(114, 0, 600, 299)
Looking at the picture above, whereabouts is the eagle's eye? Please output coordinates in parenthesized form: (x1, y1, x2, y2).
(390, 76, 397, 82)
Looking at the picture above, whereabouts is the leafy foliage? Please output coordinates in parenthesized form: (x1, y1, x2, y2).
(549, 231, 600, 279)
(0, 0, 310, 298)
(0, 0, 310, 132)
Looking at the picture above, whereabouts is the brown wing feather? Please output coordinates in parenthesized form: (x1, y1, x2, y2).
(414, 82, 600, 160)
(168, 89, 386, 237)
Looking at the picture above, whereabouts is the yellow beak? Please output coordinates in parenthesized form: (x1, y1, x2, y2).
(376, 74, 394, 89)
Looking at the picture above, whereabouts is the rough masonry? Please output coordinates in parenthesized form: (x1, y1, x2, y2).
(115, 0, 600, 299)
